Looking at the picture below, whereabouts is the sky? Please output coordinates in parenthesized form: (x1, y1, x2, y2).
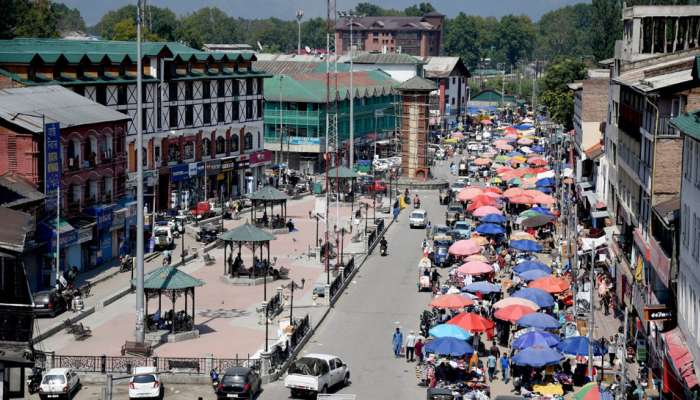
(60, 0, 589, 26)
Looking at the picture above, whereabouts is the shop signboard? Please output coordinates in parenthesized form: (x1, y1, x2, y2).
(220, 156, 236, 172)
(250, 150, 273, 167)
(170, 164, 189, 182)
(289, 137, 321, 146)
(189, 162, 204, 177)
(77, 226, 93, 244)
(111, 208, 126, 231)
(44, 122, 61, 210)
(235, 159, 250, 170)
(205, 159, 222, 176)
(85, 205, 115, 231)
(644, 305, 674, 321)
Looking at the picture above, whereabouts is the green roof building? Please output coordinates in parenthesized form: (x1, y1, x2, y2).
(469, 89, 517, 108)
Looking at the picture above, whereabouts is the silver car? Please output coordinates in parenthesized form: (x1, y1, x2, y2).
(409, 209, 428, 228)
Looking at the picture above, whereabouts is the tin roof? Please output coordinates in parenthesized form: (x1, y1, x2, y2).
(336, 16, 441, 32)
(420, 56, 470, 78)
(0, 207, 33, 253)
(671, 108, 700, 142)
(351, 53, 423, 65)
(398, 75, 437, 92)
(263, 70, 397, 103)
(0, 174, 45, 208)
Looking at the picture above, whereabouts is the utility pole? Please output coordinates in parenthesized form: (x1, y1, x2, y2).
(134, 0, 145, 343)
(619, 309, 629, 398)
(296, 9, 304, 56)
(278, 75, 284, 165)
(588, 251, 595, 380)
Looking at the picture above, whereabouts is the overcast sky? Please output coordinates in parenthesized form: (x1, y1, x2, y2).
(60, 0, 589, 25)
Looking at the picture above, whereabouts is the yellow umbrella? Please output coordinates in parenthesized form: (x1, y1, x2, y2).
(470, 235, 489, 246)
(510, 156, 527, 163)
(444, 138, 458, 144)
(533, 384, 564, 396)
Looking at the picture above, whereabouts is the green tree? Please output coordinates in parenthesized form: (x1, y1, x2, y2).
(496, 15, 536, 66)
(14, 0, 58, 38)
(404, 2, 436, 16)
(444, 13, 486, 67)
(177, 7, 238, 49)
(91, 4, 176, 41)
(539, 58, 587, 128)
(590, 0, 623, 60)
(535, 4, 592, 59)
(0, 0, 29, 38)
(301, 17, 327, 51)
(111, 18, 136, 41)
(53, 2, 86, 33)
(353, 2, 403, 16)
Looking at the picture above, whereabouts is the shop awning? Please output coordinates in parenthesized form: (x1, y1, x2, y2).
(663, 327, 699, 389)
(38, 217, 77, 248)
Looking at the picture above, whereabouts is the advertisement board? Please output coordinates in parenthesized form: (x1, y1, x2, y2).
(44, 122, 61, 210)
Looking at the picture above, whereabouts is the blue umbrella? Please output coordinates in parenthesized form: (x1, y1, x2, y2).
(510, 239, 543, 252)
(557, 336, 606, 356)
(536, 177, 556, 187)
(531, 206, 553, 215)
(532, 145, 545, 153)
(429, 324, 472, 340)
(475, 223, 505, 235)
(424, 337, 475, 356)
(535, 186, 552, 194)
(517, 269, 551, 282)
(462, 281, 502, 294)
(515, 123, 534, 130)
(517, 312, 561, 329)
(513, 260, 551, 274)
(506, 150, 522, 157)
(512, 345, 563, 367)
(512, 330, 560, 350)
(512, 288, 556, 308)
(480, 214, 507, 225)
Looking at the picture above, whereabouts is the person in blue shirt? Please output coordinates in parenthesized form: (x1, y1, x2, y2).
(392, 327, 403, 358)
(500, 353, 510, 383)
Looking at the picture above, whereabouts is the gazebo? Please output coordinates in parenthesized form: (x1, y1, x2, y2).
(219, 223, 276, 297)
(327, 166, 358, 198)
(139, 265, 204, 336)
(246, 186, 290, 229)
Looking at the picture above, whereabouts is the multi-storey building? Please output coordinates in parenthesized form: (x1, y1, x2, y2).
(421, 56, 470, 128)
(0, 38, 271, 211)
(335, 12, 444, 57)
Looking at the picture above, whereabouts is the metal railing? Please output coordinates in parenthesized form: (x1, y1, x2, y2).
(329, 273, 343, 299)
(269, 314, 311, 372)
(343, 256, 355, 280)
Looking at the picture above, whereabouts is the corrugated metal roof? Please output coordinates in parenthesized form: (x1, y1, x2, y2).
(0, 207, 33, 253)
(671, 109, 700, 142)
(351, 53, 423, 65)
(336, 16, 440, 31)
(613, 54, 696, 92)
(264, 70, 397, 103)
(398, 75, 436, 91)
(421, 56, 470, 78)
(0, 174, 45, 208)
(0, 85, 129, 133)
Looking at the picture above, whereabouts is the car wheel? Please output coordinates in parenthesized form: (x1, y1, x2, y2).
(320, 385, 328, 394)
(343, 373, 350, 387)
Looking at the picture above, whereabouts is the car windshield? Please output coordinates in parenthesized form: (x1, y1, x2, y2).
(289, 358, 327, 376)
(42, 375, 65, 384)
(449, 207, 462, 213)
(154, 230, 168, 237)
(222, 375, 246, 384)
(410, 212, 424, 218)
(133, 374, 156, 384)
(455, 222, 470, 229)
(437, 247, 449, 255)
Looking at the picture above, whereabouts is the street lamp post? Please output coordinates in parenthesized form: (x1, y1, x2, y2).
(296, 9, 304, 56)
(179, 224, 185, 261)
(339, 11, 363, 169)
(287, 278, 305, 324)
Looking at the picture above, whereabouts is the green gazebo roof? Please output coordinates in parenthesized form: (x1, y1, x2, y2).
(327, 166, 358, 179)
(398, 76, 437, 92)
(219, 223, 276, 243)
(246, 186, 290, 201)
(137, 265, 204, 291)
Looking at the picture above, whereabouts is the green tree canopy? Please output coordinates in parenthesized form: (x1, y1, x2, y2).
(590, 0, 623, 60)
(53, 2, 86, 33)
(176, 7, 238, 49)
(496, 15, 536, 66)
(539, 58, 588, 128)
(404, 2, 437, 16)
(535, 4, 592, 60)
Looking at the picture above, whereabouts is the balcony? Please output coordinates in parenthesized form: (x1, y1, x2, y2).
(619, 103, 642, 139)
(657, 116, 680, 137)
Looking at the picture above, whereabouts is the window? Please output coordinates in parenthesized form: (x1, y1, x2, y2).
(185, 81, 193, 100)
(232, 101, 239, 121)
(201, 138, 211, 157)
(216, 136, 226, 154)
(694, 213, 699, 261)
(117, 85, 127, 105)
(684, 137, 691, 182)
(183, 141, 194, 160)
(169, 82, 178, 101)
(246, 100, 253, 120)
(232, 79, 239, 97)
(229, 134, 239, 153)
(217, 102, 225, 123)
(671, 96, 687, 117)
(96, 86, 106, 105)
(169, 106, 178, 128)
(244, 132, 253, 150)
(185, 105, 193, 126)
(257, 99, 263, 119)
(683, 204, 689, 249)
(203, 103, 211, 124)
(246, 78, 253, 95)
(202, 81, 210, 99)
(168, 142, 180, 162)
(217, 80, 225, 97)
(695, 140, 700, 189)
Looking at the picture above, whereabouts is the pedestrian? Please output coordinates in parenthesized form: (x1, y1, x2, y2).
(500, 353, 510, 383)
(405, 330, 417, 362)
(392, 327, 403, 358)
(608, 335, 616, 366)
(415, 338, 424, 364)
(487, 352, 497, 381)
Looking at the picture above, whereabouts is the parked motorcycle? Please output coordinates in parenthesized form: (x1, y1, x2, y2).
(380, 238, 388, 256)
(119, 255, 133, 273)
(26, 367, 43, 394)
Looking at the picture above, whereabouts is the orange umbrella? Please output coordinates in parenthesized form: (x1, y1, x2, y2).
(529, 276, 570, 293)
(457, 187, 483, 202)
(457, 261, 493, 275)
(467, 198, 497, 212)
(494, 304, 536, 323)
(448, 312, 495, 333)
(448, 239, 482, 256)
(493, 297, 539, 310)
(430, 294, 474, 309)
(469, 235, 489, 246)
(503, 187, 526, 198)
(466, 254, 488, 262)
(472, 194, 497, 204)
(474, 158, 492, 166)
(529, 158, 547, 167)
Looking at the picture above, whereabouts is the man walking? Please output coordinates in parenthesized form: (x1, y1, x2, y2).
(415, 337, 424, 364)
(487, 352, 497, 381)
(500, 353, 510, 383)
(392, 327, 403, 358)
(405, 330, 417, 362)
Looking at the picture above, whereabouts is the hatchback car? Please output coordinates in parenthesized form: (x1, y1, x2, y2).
(38, 368, 80, 399)
(33, 289, 67, 318)
(128, 366, 162, 399)
(409, 209, 428, 228)
(216, 367, 262, 399)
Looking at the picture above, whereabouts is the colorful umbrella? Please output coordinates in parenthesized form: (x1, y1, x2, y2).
(480, 119, 493, 125)
(424, 337, 475, 356)
(495, 143, 514, 151)
(503, 187, 525, 198)
(465, 254, 488, 262)
(483, 187, 503, 194)
(493, 297, 539, 311)
(513, 260, 551, 274)
(482, 191, 502, 199)
(509, 194, 535, 204)
(517, 138, 534, 145)
(512, 330, 560, 349)
(490, 177, 503, 184)
(521, 214, 555, 228)
(512, 345, 563, 367)
(517, 269, 551, 282)
(472, 194, 498, 204)
(457, 261, 493, 275)
(573, 382, 614, 400)
(451, 131, 464, 139)
(474, 158, 492, 166)
(467, 198, 497, 212)
(475, 223, 505, 236)
(529, 158, 547, 167)
(529, 276, 570, 294)
(448, 239, 482, 256)
(462, 281, 501, 294)
(533, 384, 565, 396)
(473, 206, 502, 217)
(510, 231, 536, 241)
(557, 336, 606, 356)
(494, 304, 536, 323)
(512, 288, 555, 308)
(496, 166, 514, 174)
(510, 155, 527, 164)
(469, 236, 489, 246)
(456, 187, 483, 202)
(536, 177, 555, 187)
(480, 214, 507, 224)
(516, 312, 561, 329)
(447, 312, 495, 333)
(532, 145, 545, 153)
(510, 239, 543, 252)
(494, 154, 510, 163)
(429, 324, 472, 340)
(430, 294, 474, 309)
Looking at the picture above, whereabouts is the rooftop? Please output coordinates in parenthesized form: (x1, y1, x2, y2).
(623, 5, 700, 19)
(350, 52, 424, 65)
(336, 15, 442, 32)
(398, 75, 437, 92)
(0, 86, 129, 133)
(263, 70, 397, 103)
(671, 108, 700, 142)
(420, 56, 470, 79)
(0, 207, 33, 253)
(0, 174, 45, 209)
(613, 54, 697, 93)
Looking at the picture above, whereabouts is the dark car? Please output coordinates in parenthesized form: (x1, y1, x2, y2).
(32, 289, 67, 318)
(445, 204, 464, 227)
(216, 367, 261, 399)
(431, 242, 453, 268)
(197, 224, 219, 243)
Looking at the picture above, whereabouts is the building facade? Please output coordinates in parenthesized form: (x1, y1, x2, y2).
(335, 13, 444, 57)
(0, 38, 271, 213)
(421, 56, 470, 128)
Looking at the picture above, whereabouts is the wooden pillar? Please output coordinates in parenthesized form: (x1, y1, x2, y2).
(686, 18, 691, 50)
(251, 242, 256, 279)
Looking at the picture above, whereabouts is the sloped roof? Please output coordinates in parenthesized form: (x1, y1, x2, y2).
(139, 265, 204, 291)
(584, 143, 604, 160)
(421, 56, 470, 78)
(263, 70, 397, 103)
(0, 207, 33, 253)
(351, 53, 423, 65)
(613, 53, 696, 93)
(246, 186, 289, 201)
(671, 109, 700, 142)
(336, 16, 441, 32)
(0, 174, 45, 208)
(398, 75, 437, 91)
(219, 223, 276, 243)
(0, 86, 129, 133)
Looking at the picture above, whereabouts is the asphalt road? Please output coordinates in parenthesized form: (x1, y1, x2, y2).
(260, 161, 455, 399)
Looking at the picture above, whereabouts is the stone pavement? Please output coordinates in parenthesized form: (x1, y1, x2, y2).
(37, 193, 380, 360)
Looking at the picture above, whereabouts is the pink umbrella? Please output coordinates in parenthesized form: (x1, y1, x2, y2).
(457, 261, 493, 275)
(481, 119, 493, 125)
(451, 131, 464, 139)
(457, 187, 483, 202)
(529, 158, 547, 167)
(496, 143, 514, 151)
(532, 192, 557, 205)
(473, 206, 502, 217)
(474, 158, 492, 166)
(517, 138, 534, 145)
(503, 187, 525, 198)
(483, 191, 502, 199)
(509, 194, 536, 204)
(448, 239, 482, 256)
(496, 166, 514, 174)
(466, 254, 489, 262)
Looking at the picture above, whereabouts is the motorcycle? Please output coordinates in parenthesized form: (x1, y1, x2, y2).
(26, 367, 43, 394)
(119, 255, 133, 273)
(380, 243, 387, 256)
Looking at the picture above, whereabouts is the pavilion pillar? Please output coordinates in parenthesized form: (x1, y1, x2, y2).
(224, 242, 228, 275)
(192, 288, 195, 328)
(252, 243, 256, 279)
(171, 291, 175, 334)
(184, 288, 188, 327)
(261, 243, 266, 301)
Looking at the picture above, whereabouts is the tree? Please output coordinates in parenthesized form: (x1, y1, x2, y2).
(539, 58, 587, 128)
(14, 0, 58, 38)
(496, 15, 536, 66)
(354, 2, 403, 16)
(111, 19, 136, 41)
(301, 17, 327, 51)
(177, 7, 238, 49)
(404, 2, 436, 16)
(0, 0, 29, 38)
(91, 4, 176, 41)
(590, 0, 623, 60)
(53, 3, 86, 33)
(444, 13, 486, 67)
(535, 4, 592, 59)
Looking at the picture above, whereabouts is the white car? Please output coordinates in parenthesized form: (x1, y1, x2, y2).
(39, 368, 80, 399)
(409, 209, 428, 228)
(128, 367, 162, 399)
(284, 353, 350, 397)
(152, 223, 174, 250)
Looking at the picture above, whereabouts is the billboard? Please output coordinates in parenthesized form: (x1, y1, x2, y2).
(44, 122, 61, 210)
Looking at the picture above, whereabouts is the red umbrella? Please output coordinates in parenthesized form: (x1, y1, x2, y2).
(448, 312, 495, 333)
(494, 304, 536, 323)
(457, 261, 493, 275)
(467, 198, 497, 212)
(430, 294, 474, 309)
(483, 187, 503, 194)
(529, 158, 547, 167)
(457, 187, 483, 202)
(529, 276, 570, 294)
(503, 187, 526, 198)
(505, 126, 518, 134)
(448, 239, 482, 256)
(496, 166, 514, 174)
(509, 194, 535, 204)
(472, 194, 497, 204)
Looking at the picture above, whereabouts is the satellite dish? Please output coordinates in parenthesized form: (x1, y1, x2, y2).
(304, 46, 311, 54)
(257, 41, 263, 51)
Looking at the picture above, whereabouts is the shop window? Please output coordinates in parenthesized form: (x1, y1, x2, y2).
(216, 136, 226, 154)
(202, 138, 211, 157)
(183, 141, 194, 160)
(168, 142, 181, 162)
(244, 132, 253, 151)
(229, 134, 239, 153)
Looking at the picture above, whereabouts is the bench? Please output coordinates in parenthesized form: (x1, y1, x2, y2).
(167, 359, 200, 372)
(121, 341, 152, 356)
(72, 323, 91, 341)
(203, 253, 215, 265)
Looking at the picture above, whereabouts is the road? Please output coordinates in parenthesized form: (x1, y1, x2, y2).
(260, 161, 455, 399)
